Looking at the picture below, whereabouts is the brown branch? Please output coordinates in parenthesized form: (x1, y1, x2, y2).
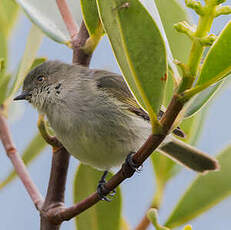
(40, 147, 70, 228)
(135, 215, 150, 230)
(0, 107, 44, 210)
(72, 21, 92, 66)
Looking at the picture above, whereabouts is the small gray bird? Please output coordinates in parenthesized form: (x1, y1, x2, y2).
(14, 61, 218, 178)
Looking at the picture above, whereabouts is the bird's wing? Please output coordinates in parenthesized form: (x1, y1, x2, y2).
(93, 69, 185, 137)
(93, 69, 150, 121)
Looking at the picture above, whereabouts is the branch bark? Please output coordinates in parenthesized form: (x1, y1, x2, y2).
(0, 106, 44, 210)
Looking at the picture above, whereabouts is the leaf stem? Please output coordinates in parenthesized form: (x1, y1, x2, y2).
(178, 0, 217, 92)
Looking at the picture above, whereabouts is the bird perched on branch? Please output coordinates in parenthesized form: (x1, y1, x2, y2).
(14, 61, 218, 200)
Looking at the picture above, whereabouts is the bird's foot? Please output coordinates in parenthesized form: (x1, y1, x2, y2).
(125, 152, 143, 172)
(97, 170, 116, 202)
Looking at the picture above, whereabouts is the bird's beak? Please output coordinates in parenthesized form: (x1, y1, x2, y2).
(13, 91, 31, 101)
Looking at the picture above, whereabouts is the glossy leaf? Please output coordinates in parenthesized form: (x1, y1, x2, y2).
(74, 164, 122, 230)
(97, 0, 167, 117)
(0, 132, 47, 189)
(7, 24, 43, 101)
(140, 0, 181, 84)
(184, 82, 223, 118)
(154, 0, 191, 63)
(152, 108, 206, 190)
(16, 0, 81, 44)
(0, 74, 11, 105)
(165, 145, 231, 228)
(180, 109, 207, 145)
(197, 21, 231, 86)
(0, 31, 7, 62)
(185, 21, 231, 117)
(80, 0, 100, 35)
(0, 0, 19, 36)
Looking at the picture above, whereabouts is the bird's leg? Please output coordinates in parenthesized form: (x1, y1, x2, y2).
(97, 170, 116, 201)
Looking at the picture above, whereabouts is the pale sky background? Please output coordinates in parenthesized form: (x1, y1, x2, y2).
(1, 1, 231, 229)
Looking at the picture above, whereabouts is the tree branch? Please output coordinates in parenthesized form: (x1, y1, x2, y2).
(0, 106, 44, 210)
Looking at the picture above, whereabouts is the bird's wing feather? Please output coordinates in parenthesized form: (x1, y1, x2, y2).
(93, 69, 150, 121)
(93, 69, 185, 137)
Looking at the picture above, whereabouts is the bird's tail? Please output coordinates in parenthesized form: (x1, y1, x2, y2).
(158, 137, 219, 173)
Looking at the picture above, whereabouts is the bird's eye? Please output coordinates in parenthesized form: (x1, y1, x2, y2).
(37, 75, 45, 82)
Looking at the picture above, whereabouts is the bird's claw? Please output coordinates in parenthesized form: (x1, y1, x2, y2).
(97, 171, 116, 201)
(125, 152, 143, 173)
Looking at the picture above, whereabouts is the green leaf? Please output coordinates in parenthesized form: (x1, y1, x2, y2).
(197, 21, 231, 86)
(74, 164, 122, 230)
(140, 0, 181, 84)
(152, 152, 179, 190)
(30, 57, 47, 70)
(0, 0, 19, 36)
(184, 82, 223, 118)
(154, 0, 191, 63)
(96, 0, 167, 117)
(152, 107, 207, 191)
(0, 74, 11, 105)
(80, 0, 101, 35)
(181, 109, 207, 145)
(0, 31, 7, 61)
(0, 132, 47, 189)
(7, 24, 43, 102)
(185, 21, 231, 117)
(121, 218, 131, 230)
(16, 0, 81, 44)
(165, 145, 231, 228)
(162, 69, 175, 107)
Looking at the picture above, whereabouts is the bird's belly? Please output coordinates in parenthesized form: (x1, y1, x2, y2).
(50, 112, 151, 170)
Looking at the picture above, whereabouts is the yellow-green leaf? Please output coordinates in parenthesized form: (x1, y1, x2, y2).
(185, 21, 231, 117)
(0, 0, 19, 36)
(74, 164, 122, 230)
(165, 145, 231, 228)
(0, 132, 47, 189)
(154, 0, 191, 63)
(7, 24, 43, 102)
(30, 57, 47, 70)
(96, 0, 167, 117)
(80, 0, 101, 35)
(197, 21, 231, 86)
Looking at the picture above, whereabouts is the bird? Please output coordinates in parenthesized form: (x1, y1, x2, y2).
(14, 61, 218, 200)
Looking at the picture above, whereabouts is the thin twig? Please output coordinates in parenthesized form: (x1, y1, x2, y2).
(56, 0, 78, 39)
(0, 107, 44, 210)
